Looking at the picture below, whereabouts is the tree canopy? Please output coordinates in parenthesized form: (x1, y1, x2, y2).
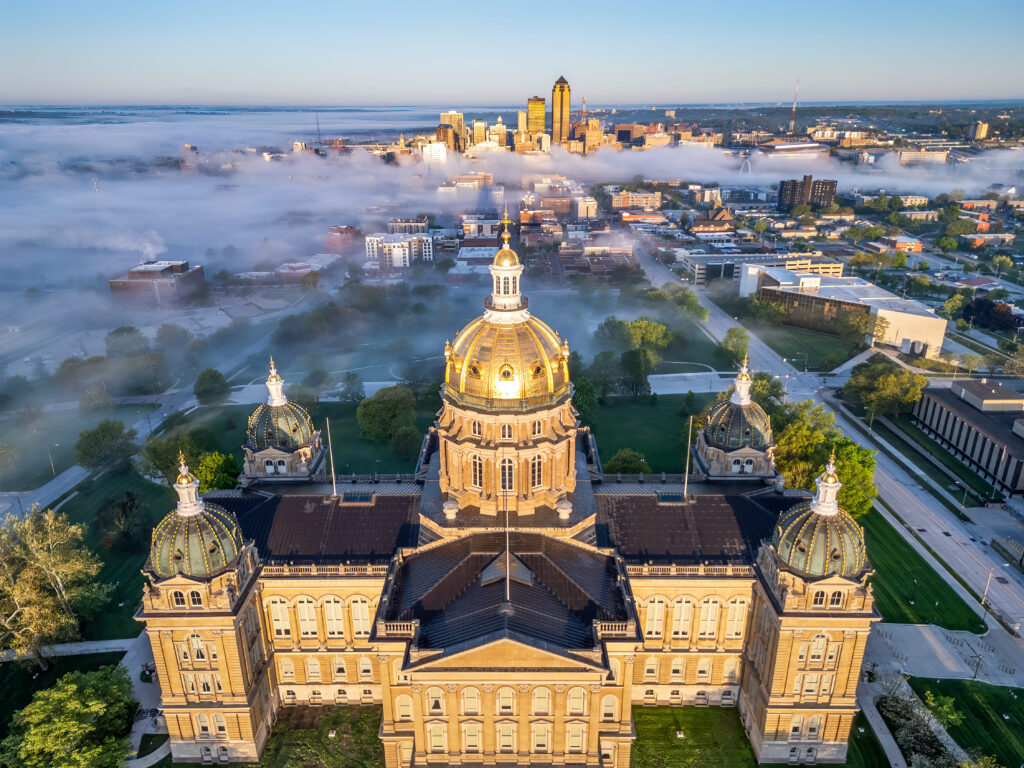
(74, 420, 137, 470)
(571, 376, 599, 428)
(719, 327, 750, 362)
(356, 385, 417, 444)
(194, 451, 241, 492)
(844, 358, 927, 420)
(603, 448, 652, 474)
(193, 368, 230, 406)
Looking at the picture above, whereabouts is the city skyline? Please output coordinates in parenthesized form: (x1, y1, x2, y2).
(3, 0, 1024, 105)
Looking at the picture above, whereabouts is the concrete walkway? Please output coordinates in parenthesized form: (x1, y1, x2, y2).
(123, 741, 170, 768)
(0, 637, 135, 663)
(856, 677, 908, 768)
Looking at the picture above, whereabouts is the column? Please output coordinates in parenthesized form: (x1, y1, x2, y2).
(378, 655, 394, 728)
(481, 684, 495, 757)
(587, 685, 601, 755)
(446, 684, 459, 759)
(517, 685, 530, 760)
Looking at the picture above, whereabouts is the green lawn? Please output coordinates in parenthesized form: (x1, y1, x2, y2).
(630, 707, 886, 768)
(860, 509, 986, 633)
(592, 393, 717, 474)
(908, 678, 1024, 768)
(0, 404, 156, 492)
(744, 321, 859, 372)
(57, 468, 176, 641)
(152, 706, 384, 768)
(137, 732, 169, 758)
(155, 401, 439, 476)
(0, 652, 126, 741)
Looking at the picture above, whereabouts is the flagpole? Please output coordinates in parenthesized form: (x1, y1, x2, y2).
(683, 415, 693, 502)
(326, 417, 337, 497)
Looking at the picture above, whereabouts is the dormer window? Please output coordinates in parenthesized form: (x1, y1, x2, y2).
(173, 590, 186, 608)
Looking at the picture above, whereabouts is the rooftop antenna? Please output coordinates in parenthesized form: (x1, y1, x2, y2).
(326, 416, 337, 497)
(789, 75, 800, 135)
(683, 415, 693, 502)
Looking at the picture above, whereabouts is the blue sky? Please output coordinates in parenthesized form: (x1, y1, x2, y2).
(4, 0, 1023, 105)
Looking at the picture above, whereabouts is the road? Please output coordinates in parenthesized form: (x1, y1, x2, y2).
(634, 246, 1024, 643)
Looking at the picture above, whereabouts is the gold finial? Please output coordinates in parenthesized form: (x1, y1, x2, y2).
(178, 448, 186, 465)
(268, 355, 282, 382)
(829, 445, 836, 463)
(176, 449, 194, 485)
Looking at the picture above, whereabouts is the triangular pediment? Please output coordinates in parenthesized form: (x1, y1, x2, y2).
(410, 636, 602, 673)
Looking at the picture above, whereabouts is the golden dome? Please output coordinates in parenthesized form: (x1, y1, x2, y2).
(175, 449, 196, 486)
(493, 207, 520, 267)
(444, 315, 570, 410)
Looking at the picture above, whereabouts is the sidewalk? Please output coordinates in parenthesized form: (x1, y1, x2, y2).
(856, 677, 907, 768)
(0, 636, 135, 663)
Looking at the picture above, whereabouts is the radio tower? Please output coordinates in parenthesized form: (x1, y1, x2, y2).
(581, 96, 587, 123)
(788, 75, 800, 135)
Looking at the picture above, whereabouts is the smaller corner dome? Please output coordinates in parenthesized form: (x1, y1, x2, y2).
(704, 399, 772, 450)
(246, 401, 316, 452)
(150, 502, 244, 580)
(771, 503, 867, 579)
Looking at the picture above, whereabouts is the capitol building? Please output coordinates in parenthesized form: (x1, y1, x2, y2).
(139, 219, 878, 766)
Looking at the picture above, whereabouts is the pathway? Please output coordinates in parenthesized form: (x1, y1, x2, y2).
(0, 636, 135, 663)
(855, 678, 907, 768)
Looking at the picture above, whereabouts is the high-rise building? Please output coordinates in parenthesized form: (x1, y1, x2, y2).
(970, 121, 989, 141)
(516, 109, 527, 133)
(777, 175, 837, 212)
(527, 96, 545, 134)
(471, 119, 487, 146)
(435, 124, 461, 153)
(551, 77, 570, 144)
(439, 110, 464, 140)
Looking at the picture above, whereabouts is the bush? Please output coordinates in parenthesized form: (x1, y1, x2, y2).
(603, 448, 652, 474)
(390, 426, 423, 462)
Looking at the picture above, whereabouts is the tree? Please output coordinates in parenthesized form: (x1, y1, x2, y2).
(587, 351, 622, 400)
(101, 492, 139, 550)
(435, 257, 455, 274)
(142, 426, 219, 484)
(193, 368, 230, 406)
(992, 254, 1013, 277)
(923, 690, 964, 729)
(390, 425, 423, 462)
(623, 317, 673, 354)
(618, 349, 652, 399)
(958, 353, 983, 376)
(844, 360, 927, 420)
(74, 420, 137, 470)
(750, 372, 785, 415)
(934, 235, 958, 253)
(892, 251, 908, 269)
(104, 326, 149, 359)
(78, 388, 111, 413)
(572, 376, 599, 428)
(0, 506, 110, 662)
(302, 368, 331, 402)
(193, 451, 241, 492)
(0, 444, 16, 474)
(603, 448, 652, 474)
(753, 219, 768, 243)
(356, 385, 417, 444)
(0, 665, 135, 768)
(942, 293, 967, 319)
(153, 324, 192, 364)
(719, 327, 750, 362)
(299, 270, 321, 293)
(339, 371, 365, 403)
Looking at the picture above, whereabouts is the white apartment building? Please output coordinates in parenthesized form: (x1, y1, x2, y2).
(365, 233, 434, 269)
(421, 142, 448, 164)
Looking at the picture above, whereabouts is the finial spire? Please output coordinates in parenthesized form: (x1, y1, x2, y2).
(266, 356, 287, 406)
(731, 355, 753, 405)
(811, 446, 842, 516)
(173, 448, 204, 516)
(500, 205, 512, 249)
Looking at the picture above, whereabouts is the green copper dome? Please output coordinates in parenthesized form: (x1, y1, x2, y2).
(245, 358, 316, 452)
(149, 453, 244, 580)
(771, 454, 867, 579)
(704, 358, 772, 450)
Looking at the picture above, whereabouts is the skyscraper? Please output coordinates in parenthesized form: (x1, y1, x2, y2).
(471, 119, 487, 146)
(527, 95, 545, 135)
(516, 109, 527, 134)
(551, 76, 570, 145)
(439, 110, 464, 140)
(777, 175, 837, 212)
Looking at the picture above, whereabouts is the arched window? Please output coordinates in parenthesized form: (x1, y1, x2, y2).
(214, 713, 227, 736)
(196, 713, 210, 737)
(497, 686, 515, 715)
(396, 694, 412, 721)
(279, 658, 295, 681)
(296, 597, 317, 638)
(323, 597, 344, 638)
(358, 656, 372, 680)
(790, 715, 803, 738)
(810, 634, 827, 663)
(512, 276, 518, 294)
(609, 659, 621, 683)
(731, 459, 741, 472)
(471, 454, 483, 488)
(189, 590, 203, 607)
(426, 687, 445, 715)
(265, 459, 275, 474)
(188, 634, 206, 661)
(350, 597, 371, 637)
(500, 424, 513, 440)
(698, 598, 720, 638)
(306, 657, 320, 682)
(277, 459, 286, 471)
(503, 276, 510, 295)
(530, 455, 543, 488)
(645, 597, 665, 638)
(567, 686, 586, 716)
(725, 598, 747, 639)
(532, 687, 550, 715)
(268, 598, 290, 637)
(812, 590, 826, 608)
(173, 590, 186, 608)
(499, 458, 514, 492)
(672, 598, 692, 639)
(333, 657, 346, 681)
(462, 686, 480, 715)
(644, 657, 658, 681)
(471, 420, 481, 437)
(428, 723, 445, 753)
(671, 657, 685, 682)
(601, 695, 617, 721)
(829, 590, 843, 608)
(532, 420, 542, 437)
(697, 658, 711, 681)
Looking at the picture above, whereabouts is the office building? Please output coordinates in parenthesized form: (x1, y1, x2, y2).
(421, 141, 448, 164)
(109, 260, 206, 307)
(440, 110, 464, 141)
(527, 96, 545, 135)
(387, 218, 428, 235)
(777, 175, 837, 212)
(364, 233, 434, 269)
(436, 124, 461, 153)
(551, 76, 570, 145)
(678, 253, 843, 287)
(140, 228, 878, 766)
(324, 225, 356, 254)
(517, 110, 527, 133)
(471, 119, 488, 146)
(611, 190, 662, 211)
(970, 121, 989, 141)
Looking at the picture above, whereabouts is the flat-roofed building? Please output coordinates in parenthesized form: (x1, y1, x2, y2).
(109, 260, 206, 307)
(743, 267, 946, 358)
(913, 379, 1024, 496)
(611, 190, 662, 211)
(365, 233, 433, 269)
(387, 217, 428, 235)
(679, 252, 843, 287)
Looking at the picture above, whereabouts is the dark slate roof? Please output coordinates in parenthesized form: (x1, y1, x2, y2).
(595, 488, 809, 565)
(204, 491, 420, 565)
(383, 532, 630, 651)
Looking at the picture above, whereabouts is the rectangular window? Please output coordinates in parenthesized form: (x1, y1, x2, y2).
(644, 658, 658, 681)
(324, 601, 344, 638)
(645, 600, 665, 638)
(465, 725, 480, 752)
(534, 725, 549, 752)
(567, 724, 585, 753)
(804, 674, 818, 695)
(499, 724, 514, 752)
(672, 601, 691, 639)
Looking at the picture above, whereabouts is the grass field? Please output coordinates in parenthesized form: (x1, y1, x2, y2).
(744, 321, 859, 372)
(156, 400, 439, 476)
(860, 509, 986, 632)
(57, 468, 176, 641)
(137, 732, 169, 758)
(0, 652, 126, 741)
(631, 707, 886, 768)
(592, 393, 716, 474)
(0, 404, 156, 492)
(908, 678, 1024, 768)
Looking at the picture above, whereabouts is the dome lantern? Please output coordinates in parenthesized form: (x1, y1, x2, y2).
(266, 356, 287, 406)
(731, 354, 753, 406)
(173, 449, 205, 517)
(488, 207, 525, 317)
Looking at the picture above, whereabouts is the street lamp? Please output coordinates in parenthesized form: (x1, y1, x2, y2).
(908, 578, 919, 606)
(980, 563, 1011, 627)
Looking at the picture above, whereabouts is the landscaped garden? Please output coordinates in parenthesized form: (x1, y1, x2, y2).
(860, 508, 986, 632)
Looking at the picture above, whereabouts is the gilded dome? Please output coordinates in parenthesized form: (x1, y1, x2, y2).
(771, 456, 868, 579)
(704, 357, 772, 450)
(149, 455, 244, 580)
(245, 359, 316, 452)
(444, 315, 570, 409)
